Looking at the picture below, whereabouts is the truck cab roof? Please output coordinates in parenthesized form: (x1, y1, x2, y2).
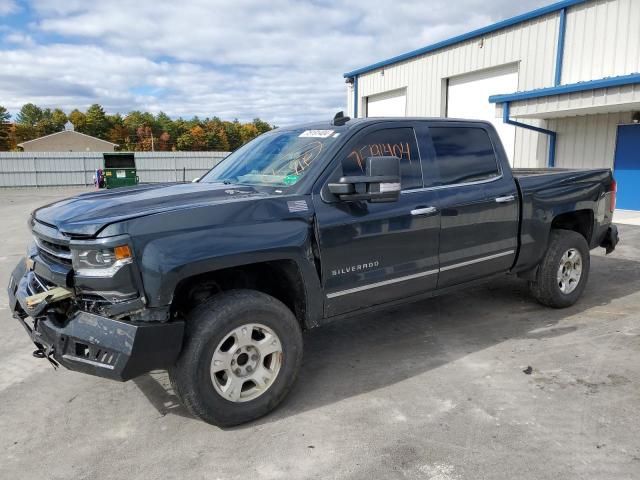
(277, 116, 495, 133)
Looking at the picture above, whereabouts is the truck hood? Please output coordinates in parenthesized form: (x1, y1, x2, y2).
(33, 183, 270, 236)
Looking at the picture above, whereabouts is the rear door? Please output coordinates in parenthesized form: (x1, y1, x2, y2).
(426, 123, 519, 288)
(447, 64, 518, 162)
(313, 122, 441, 317)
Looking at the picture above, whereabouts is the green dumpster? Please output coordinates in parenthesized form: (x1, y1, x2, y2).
(103, 153, 139, 189)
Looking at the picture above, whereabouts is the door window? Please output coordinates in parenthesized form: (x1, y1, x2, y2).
(429, 127, 500, 185)
(340, 128, 423, 190)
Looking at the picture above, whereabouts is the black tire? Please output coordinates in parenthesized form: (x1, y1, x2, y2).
(169, 290, 303, 427)
(529, 229, 590, 308)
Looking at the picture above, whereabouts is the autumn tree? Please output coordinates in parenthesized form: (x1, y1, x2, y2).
(176, 126, 207, 151)
(68, 109, 87, 132)
(7, 102, 272, 151)
(156, 112, 178, 140)
(189, 125, 207, 150)
(240, 123, 259, 144)
(6, 124, 17, 150)
(157, 131, 172, 151)
(135, 126, 154, 151)
(108, 124, 131, 150)
(50, 109, 68, 131)
(0, 106, 11, 151)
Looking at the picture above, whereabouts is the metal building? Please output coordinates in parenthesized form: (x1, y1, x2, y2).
(344, 0, 640, 210)
(18, 122, 118, 152)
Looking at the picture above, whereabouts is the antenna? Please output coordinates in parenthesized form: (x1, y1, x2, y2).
(332, 111, 351, 126)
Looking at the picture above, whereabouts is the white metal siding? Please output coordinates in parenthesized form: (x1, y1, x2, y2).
(353, 14, 560, 168)
(346, 84, 354, 118)
(348, 0, 640, 170)
(506, 83, 640, 118)
(562, 0, 640, 84)
(548, 111, 632, 169)
(355, 14, 559, 114)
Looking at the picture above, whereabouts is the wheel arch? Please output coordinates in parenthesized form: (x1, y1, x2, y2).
(170, 259, 316, 330)
(550, 209, 594, 245)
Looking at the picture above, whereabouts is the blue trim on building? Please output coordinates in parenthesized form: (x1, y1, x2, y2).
(343, 0, 588, 78)
(554, 8, 567, 86)
(489, 72, 640, 103)
(503, 103, 557, 167)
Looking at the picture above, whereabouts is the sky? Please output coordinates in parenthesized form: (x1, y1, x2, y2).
(0, 0, 551, 126)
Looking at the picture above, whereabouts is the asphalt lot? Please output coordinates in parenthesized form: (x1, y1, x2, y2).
(0, 187, 638, 480)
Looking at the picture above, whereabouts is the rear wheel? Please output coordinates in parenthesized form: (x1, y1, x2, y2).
(169, 290, 303, 427)
(529, 229, 590, 308)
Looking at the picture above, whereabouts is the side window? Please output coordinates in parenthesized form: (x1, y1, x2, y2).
(341, 127, 422, 190)
(429, 127, 500, 185)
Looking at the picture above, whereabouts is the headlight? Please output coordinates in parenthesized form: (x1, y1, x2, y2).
(72, 245, 133, 277)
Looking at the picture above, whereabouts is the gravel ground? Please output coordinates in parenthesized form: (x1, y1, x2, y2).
(0, 187, 638, 480)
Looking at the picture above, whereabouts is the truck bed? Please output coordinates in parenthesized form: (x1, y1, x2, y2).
(513, 167, 612, 188)
(512, 167, 579, 177)
(512, 166, 614, 274)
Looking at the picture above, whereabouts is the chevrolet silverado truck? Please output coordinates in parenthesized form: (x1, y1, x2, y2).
(8, 114, 619, 427)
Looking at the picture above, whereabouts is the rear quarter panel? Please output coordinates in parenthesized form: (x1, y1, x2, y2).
(514, 169, 614, 272)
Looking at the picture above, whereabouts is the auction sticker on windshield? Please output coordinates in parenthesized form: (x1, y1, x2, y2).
(299, 130, 334, 138)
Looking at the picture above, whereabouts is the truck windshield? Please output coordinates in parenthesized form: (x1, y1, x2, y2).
(200, 128, 338, 187)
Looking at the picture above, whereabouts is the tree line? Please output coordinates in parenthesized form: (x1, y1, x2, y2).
(0, 103, 274, 152)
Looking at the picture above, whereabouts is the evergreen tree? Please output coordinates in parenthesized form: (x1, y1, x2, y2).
(85, 104, 110, 139)
(222, 120, 243, 151)
(16, 103, 43, 127)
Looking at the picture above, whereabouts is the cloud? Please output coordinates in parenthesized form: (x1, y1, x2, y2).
(4, 32, 36, 46)
(1, 0, 551, 124)
(0, 0, 19, 15)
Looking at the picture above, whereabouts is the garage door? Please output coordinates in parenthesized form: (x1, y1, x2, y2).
(366, 90, 407, 117)
(447, 65, 518, 162)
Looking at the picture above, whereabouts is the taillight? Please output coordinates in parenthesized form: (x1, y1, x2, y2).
(610, 178, 617, 213)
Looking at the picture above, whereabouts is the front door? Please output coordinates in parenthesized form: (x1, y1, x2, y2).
(614, 124, 640, 210)
(313, 124, 441, 317)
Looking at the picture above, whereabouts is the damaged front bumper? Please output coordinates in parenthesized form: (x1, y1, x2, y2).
(8, 258, 184, 381)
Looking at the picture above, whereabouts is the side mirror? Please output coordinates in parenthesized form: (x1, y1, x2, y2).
(328, 156, 401, 203)
(192, 177, 200, 183)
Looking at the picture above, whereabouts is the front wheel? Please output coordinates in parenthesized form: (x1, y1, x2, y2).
(529, 229, 590, 308)
(169, 290, 303, 427)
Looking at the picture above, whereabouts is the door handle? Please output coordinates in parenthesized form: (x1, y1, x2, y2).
(495, 195, 516, 203)
(410, 206, 438, 216)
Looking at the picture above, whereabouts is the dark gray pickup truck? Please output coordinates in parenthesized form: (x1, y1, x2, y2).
(8, 114, 619, 426)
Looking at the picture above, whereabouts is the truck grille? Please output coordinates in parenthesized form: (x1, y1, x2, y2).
(26, 271, 54, 296)
(34, 235, 72, 266)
